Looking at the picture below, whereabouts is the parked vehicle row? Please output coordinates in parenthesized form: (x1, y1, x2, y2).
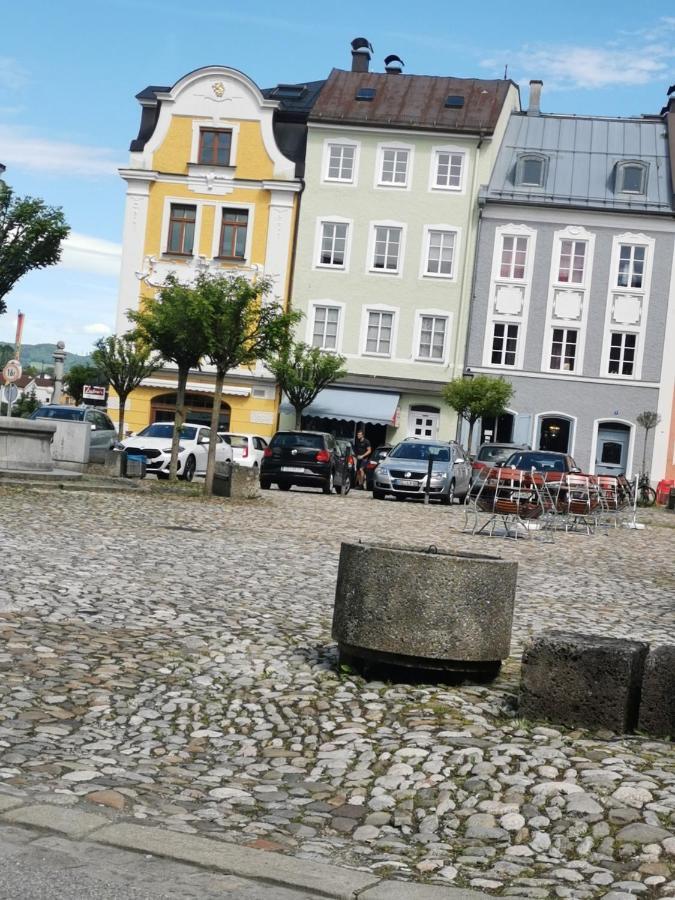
(121, 422, 232, 480)
(260, 431, 350, 494)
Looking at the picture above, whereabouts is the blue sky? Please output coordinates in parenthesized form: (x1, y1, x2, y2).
(1, 0, 674, 353)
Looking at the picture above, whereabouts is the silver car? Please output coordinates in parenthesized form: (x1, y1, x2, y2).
(372, 438, 471, 504)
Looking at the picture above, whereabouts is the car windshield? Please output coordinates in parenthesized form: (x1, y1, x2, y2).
(506, 452, 566, 472)
(389, 442, 450, 462)
(271, 433, 324, 450)
(137, 424, 197, 440)
(478, 445, 516, 463)
(34, 407, 86, 421)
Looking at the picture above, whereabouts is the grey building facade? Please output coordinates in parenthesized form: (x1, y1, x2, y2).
(464, 86, 675, 480)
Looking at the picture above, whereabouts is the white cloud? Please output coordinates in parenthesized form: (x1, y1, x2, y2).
(60, 232, 122, 278)
(0, 125, 122, 177)
(482, 17, 675, 90)
(83, 323, 112, 335)
(0, 58, 27, 91)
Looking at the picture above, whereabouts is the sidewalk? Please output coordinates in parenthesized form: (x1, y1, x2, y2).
(0, 793, 489, 900)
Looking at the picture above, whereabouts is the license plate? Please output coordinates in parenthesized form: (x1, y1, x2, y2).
(281, 466, 304, 473)
(396, 479, 419, 486)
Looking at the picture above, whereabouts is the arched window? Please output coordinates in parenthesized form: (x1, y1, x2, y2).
(616, 161, 648, 195)
(151, 392, 231, 430)
(515, 154, 547, 187)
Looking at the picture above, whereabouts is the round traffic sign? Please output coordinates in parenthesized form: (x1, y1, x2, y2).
(2, 359, 22, 383)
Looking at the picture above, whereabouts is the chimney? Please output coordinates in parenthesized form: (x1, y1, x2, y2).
(528, 80, 543, 116)
(351, 37, 373, 73)
(384, 54, 404, 74)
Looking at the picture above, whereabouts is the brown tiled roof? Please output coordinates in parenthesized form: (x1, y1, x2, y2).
(310, 69, 515, 134)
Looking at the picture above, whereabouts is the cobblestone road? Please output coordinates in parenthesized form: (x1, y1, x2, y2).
(0, 484, 673, 898)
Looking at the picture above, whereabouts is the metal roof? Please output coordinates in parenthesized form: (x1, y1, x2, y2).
(486, 112, 674, 213)
(310, 69, 515, 135)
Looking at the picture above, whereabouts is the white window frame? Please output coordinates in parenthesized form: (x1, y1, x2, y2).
(322, 140, 360, 185)
(541, 225, 595, 375)
(190, 120, 240, 169)
(490, 322, 520, 367)
(600, 232, 654, 380)
(549, 326, 579, 372)
(515, 153, 547, 188)
(420, 225, 460, 280)
(374, 142, 414, 190)
(209, 201, 255, 263)
(313, 216, 352, 271)
(160, 196, 205, 259)
(616, 243, 647, 290)
(429, 145, 467, 193)
(367, 220, 406, 277)
(616, 160, 648, 195)
(499, 233, 530, 281)
(482, 223, 537, 370)
(606, 330, 638, 378)
(413, 310, 452, 364)
(360, 304, 399, 358)
(307, 302, 344, 352)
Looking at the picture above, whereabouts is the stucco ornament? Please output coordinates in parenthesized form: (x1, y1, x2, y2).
(212, 82, 225, 98)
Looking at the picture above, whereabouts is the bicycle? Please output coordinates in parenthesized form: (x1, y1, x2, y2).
(637, 472, 656, 506)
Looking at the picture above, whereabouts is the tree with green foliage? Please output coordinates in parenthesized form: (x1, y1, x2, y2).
(64, 364, 103, 405)
(92, 334, 161, 439)
(128, 275, 212, 481)
(199, 274, 301, 496)
(12, 388, 40, 418)
(267, 341, 347, 430)
(636, 410, 661, 475)
(442, 374, 514, 452)
(0, 181, 69, 314)
(0, 342, 14, 369)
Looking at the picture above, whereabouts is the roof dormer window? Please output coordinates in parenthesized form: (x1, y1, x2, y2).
(616, 161, 647, 195)
(516, 153, 547, 188)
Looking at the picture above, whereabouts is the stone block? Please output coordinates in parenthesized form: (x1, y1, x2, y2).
(638, 644, 675, 739)
(230, 464, 261, 500)
(0, 417, 55, 471)
(519, 631, 648, 733)
(332, 542, 517, 669)
(49, 421, 91, 471)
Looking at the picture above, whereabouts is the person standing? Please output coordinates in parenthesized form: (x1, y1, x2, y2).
(354, 428, 371, 489)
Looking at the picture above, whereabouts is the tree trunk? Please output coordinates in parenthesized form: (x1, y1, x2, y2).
(117, 395, 127, 441)
(204, 369, 225, 497)
(170, 367, 188, 482)
(294, 405, 303, 430)
(466, 417, 477, 455)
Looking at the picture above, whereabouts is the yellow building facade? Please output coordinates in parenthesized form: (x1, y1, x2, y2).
(114, 66, 302, 437)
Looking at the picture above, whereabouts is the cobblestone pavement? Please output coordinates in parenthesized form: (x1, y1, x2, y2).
(0, 484, 673, 899)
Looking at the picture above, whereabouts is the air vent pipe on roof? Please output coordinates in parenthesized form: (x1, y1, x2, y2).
(351, 37, 373, 73)
(528, 80, 543, 116)
(384, 54, 404, 74)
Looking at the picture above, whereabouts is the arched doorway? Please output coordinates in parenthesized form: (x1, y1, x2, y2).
(595, 421, 631, 476)
(538, 415, 572, 453)
(151, 392, 231, 430)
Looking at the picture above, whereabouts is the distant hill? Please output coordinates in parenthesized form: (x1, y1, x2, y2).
(0, 343, 93, 373)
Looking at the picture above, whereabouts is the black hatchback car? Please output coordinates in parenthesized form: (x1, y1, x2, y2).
(260, 431, 350, 494)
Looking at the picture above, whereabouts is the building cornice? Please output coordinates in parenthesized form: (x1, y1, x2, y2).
(468, 365, 660, 389)
(308, 122, 486, 143)
(119, 167, 301, 194)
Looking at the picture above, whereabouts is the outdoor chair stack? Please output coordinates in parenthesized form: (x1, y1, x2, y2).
(465, 466, 549, 540)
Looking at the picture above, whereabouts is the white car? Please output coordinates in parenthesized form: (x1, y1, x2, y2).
(122, 422, 232, 481)
(218, 432, 268, 468)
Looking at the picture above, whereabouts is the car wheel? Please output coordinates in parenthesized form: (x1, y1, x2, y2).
(180, 456, 196, 482)
(278, 483, 292, 491)
(336, 475, 351, 495)
(260, 478, 271, 490)
(440, 479, 455, 505)
(322, 471, 334, 494)
(373, 489, 385, 500)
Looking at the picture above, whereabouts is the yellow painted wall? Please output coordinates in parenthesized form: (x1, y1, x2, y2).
(152, 117, 276, 181)
(110, 385, 278, 439)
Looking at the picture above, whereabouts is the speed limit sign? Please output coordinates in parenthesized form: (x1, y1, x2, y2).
(2, 359, 22, 383)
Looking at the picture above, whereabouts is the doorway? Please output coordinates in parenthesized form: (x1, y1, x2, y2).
(538, 416, 572, 453)
(408, 406, 440, 440)
(595, 422, 631, 476)
(480, 412, 515, 444)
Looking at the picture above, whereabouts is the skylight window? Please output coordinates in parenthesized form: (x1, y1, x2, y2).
(516, 153, 547, 187)
(355, 87, 376, 101)
(444, 95, 465, 108)
(616, 161, 647, 195)
(272, 84, 307, 100)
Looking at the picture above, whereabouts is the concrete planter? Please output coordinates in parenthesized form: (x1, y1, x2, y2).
(0, 417, 56, 472)
(332, 542, 517, 678)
